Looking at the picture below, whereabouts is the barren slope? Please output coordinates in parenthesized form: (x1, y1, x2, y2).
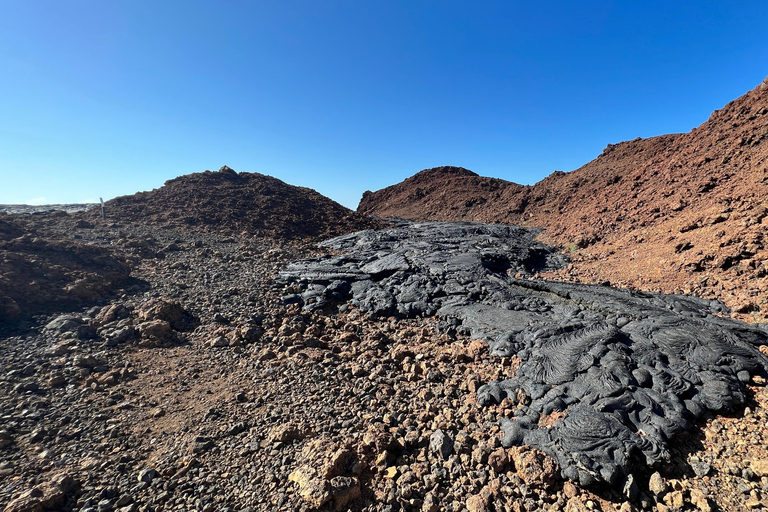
(359, 166, 525, 221)
(98, 166, 384, 240)
(359, 77, 768, 320)
(0, 213, 130, 326)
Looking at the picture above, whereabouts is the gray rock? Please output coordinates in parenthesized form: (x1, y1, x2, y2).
(191, 436, 215, 453)
(77, 324, 98, 340)
(105, 326, 137, 344)
(429, 429, 453, 459)
(281, 220, 768, 486)
(45, 314, 83, 333)
(137, 468, 157, 483)
(114, 495, 132, 507)
(209, 336, 229, 347)
(692, 461, 712, 477)
(13, 380, 39, 393)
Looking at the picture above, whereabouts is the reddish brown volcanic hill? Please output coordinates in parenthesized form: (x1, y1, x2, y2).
(100, 166, 384, 240)
(359, 77, 768, 320)
(359, 166, 525, 220)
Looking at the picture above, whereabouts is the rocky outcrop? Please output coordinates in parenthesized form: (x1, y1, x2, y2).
(3, 214, 768, 511)
(2, 473, 78, 512)
(0, 214, 130, 327)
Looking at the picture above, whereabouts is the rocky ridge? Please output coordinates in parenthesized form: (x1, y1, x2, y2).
(1, 166, 383, 328)
(358, 77, 768, 320)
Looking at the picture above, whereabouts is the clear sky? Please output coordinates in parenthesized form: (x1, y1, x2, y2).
(1, 1, 766, 208)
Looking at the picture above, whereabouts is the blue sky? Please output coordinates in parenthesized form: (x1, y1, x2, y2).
(1, 1, 766, 208)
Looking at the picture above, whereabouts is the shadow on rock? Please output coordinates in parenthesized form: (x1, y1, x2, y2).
(0, 213, 135, 332)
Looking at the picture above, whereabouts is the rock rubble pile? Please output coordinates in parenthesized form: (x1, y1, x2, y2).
(0, 213, 130, 326)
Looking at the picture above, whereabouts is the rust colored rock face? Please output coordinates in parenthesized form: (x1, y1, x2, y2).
(358, 78, 768, 320)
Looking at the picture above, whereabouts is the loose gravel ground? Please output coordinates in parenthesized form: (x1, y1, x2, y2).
(2, 216, 768, 512)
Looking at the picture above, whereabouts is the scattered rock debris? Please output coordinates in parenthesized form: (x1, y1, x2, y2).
(282, 221, 768, 487)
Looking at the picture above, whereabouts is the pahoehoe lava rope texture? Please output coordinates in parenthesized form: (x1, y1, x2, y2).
(279, 221, 768, 487)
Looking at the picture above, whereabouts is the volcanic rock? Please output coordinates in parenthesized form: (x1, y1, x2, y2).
(0, 214, 130, 326)
(3, 209, 768, 511)
(508, 446, 558, 490)
(136, 298, 196, 331)
(2, 473, 78, 512)
(429, 429, 454, 459)
(281, 220, 768, 486)
(288, 437, 361, 510)
(648, 472, 667, 496)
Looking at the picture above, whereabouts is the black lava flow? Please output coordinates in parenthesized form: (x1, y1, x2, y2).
(279, 221, 768, 487)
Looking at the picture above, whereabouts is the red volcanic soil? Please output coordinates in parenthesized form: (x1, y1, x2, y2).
(359, 77, 768, 320)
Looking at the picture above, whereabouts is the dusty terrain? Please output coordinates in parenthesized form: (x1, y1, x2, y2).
(358, 77, 768, 322)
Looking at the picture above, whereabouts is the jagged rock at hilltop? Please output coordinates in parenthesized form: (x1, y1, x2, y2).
(280, 221, 768, 486)
(97, 166, 385, 240)
(0, 213, 130, 326)
(359, 77, 768, 319)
